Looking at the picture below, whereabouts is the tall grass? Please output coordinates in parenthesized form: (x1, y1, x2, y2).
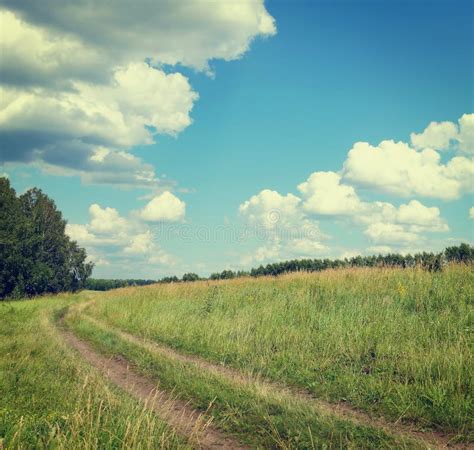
(0, 296, 185, 449)
(67, 313, 414, 449)
(86, 265, 473, 440)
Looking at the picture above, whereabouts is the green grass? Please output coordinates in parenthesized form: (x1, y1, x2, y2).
(66, 312, 415, 449)
(2, 265, 472, 448)
(0, 295, 185, 449)
(85, 265, 474, 441)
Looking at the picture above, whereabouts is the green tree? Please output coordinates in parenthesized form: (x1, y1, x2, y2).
(182, 273, 199, 282)
(0, 178, 93, 299)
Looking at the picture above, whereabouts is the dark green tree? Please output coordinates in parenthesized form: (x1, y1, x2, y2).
(0, 178, 93, 299)
(182, 272, 199, 282)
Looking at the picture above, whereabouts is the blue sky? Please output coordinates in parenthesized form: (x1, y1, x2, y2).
(1, 0, 473, 278)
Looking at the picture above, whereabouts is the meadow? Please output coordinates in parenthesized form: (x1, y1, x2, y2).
(1, 265, 472, 448)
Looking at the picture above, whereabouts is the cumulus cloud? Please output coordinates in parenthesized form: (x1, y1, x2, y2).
(0, 2, 275, 186)
(1, 0, 276, 75)
(395, 200, 448, 232)
(342, 140, 473, 200)
(239, 189, 302, 230)
(298, 171, 363, 215)
(238, 189, 327, 264)
(410, 120, 458, 150)
(410, 114, 474, 154)
(124, 231, 155, 254)
(0, 62, 198, 186)
(459, 114, 474, 154)
(296, 169, 448, 233)
(66, 204, 132, 248)
(366, 245, 393, 255)
(65, 202, 176, 267)
(242, 177, 450, 257)
(140, 191, 186, 222)
(364, 222, 419, 245)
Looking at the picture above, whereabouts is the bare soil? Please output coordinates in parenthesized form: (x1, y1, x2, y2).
(59, 327, 249, 450)
(83, 313, 467, 449)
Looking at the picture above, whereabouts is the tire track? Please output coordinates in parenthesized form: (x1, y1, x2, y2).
(81, 312, 466, 449)
(58, 320, 249, 450)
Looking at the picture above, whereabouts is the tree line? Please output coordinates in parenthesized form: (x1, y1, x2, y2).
(85, 278, 156, 291)
(87, 243, 473, 291)
(206, 243, 473, 280)
(84, 246, 474, 291)
(0, 178, 93, 299)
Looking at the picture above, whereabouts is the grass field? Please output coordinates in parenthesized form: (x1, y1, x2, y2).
(0, 295, 184, 449)
(1, 265, 473, 448)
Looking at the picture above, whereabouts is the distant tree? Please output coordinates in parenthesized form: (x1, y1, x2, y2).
(85, 278, 156, 291)
(182, 272, 199, 282)
(445, 243, 474, 263)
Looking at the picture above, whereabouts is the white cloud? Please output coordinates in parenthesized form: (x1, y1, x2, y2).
(140, 191, 186, 222)
(86, 252, 110, 267)
(124, 231, 155, 254)
(289, 238, 328, 256)
(0, 63, 198, 186)
(298, 171, 363, 215)
(0, 3, 275, 186)
(366, 245, 393, 254)
(239, 189, 301, 231)
(0, 10, 104, 88)
(458, 114, 474, 154)
(238, 189, 327, 265)
(89, 204, 129, 235)
(342, 139, 473, 200)
(148, 251, 177, 267)
(1, 1, 276, 75)
(396, 200, 448, 232)
(470, 207, 474, 219)
(65, 223, 97, 245)
(66, 201, 178, 274)
(364, 222, 419, 245)
(410, 120, 458, 150)
(296, 168, 449, 235)
(409, 114, 474, 154)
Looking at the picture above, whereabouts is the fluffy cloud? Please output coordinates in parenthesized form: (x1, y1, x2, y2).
(410, 114, 474, 154)
(298, 171, 363, 215)
(0, 62, 198, 186)
(1, 1, 276, 75)
(242, 180, 449, 257)
(396, 200, 448, 232)
(88, 204, 129, 235)
(238, 189, 327, 264)
(296, 169, 448, 233)
(66, 204, 132, 247)
(410, 120, 458, 150)
(364, 223, 419, 245)
(65, 223, 97, 246)
(470, 207, 474, 219)
(342, 140, 473, 199)
(366, 245, 393, 255)
(66, 203, 176, 265)
(124, 231, 155, 254)
(0, 2, 275, 186)
(239, 189, 302, 230)
(459, 114, 474, 154)
(140, 191, 186, 222)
